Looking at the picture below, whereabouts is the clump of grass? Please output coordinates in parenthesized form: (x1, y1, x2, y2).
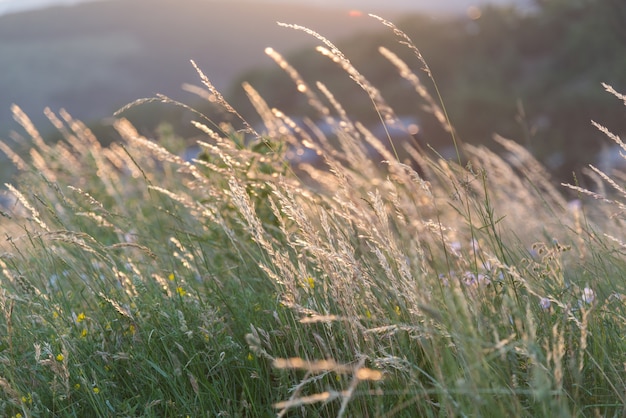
(0, 15, 625, 417)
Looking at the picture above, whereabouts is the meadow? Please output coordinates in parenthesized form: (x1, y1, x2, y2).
(0, 16, 625, 417)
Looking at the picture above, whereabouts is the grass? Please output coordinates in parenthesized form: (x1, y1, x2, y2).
(0, 16, 625, 417)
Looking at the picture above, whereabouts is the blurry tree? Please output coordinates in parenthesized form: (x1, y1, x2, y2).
(226, 0, 626, 184)
(517, 0, 626, 179)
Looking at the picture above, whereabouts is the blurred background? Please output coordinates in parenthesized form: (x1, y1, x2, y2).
(0, 0, 624, 185)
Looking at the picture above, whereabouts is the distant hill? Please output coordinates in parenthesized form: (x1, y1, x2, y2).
(0, 0, 533, 17)
(0, 0, 401, 141)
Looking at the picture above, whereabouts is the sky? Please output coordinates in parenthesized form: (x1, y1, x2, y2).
(0, 0, 533, 16)
(0, 0, 97, 15)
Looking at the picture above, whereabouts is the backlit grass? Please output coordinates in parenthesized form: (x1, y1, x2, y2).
(0, 17, 625, 417)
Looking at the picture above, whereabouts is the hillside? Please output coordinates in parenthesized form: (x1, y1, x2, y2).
(0, 0, 397, 142)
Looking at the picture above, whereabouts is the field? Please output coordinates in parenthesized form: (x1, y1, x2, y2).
(0, 16, 625, 417)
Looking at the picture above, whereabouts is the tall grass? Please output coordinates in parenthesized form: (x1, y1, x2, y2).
(0, 16, 625, 417)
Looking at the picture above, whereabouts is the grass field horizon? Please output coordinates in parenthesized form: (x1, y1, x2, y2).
(0, 12, 625, 417)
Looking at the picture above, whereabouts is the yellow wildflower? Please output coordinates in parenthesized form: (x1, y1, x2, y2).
(56, 353, 64, 362)
(76, 312, 86, 323)
(176, 286, 186, 297)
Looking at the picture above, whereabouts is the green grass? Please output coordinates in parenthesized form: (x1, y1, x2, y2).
(0, 18, 625, 417)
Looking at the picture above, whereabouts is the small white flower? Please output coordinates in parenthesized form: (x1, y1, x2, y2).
(477, 273, 491, 286)
(48, 274, 58, 289)
(567, 199, 582, 214)
(539, 297, 551, 310)
(438, 273, 449, 287)
(583, 287, 595, 304)
(463, 272, 477, 286)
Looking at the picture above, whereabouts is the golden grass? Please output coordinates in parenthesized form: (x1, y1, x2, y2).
(0, 15, 625, 418)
